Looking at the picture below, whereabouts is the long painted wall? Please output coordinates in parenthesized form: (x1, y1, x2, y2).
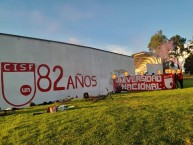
(0, 34, 135, 109)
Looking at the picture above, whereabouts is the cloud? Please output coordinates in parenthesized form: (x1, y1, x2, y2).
(65, 38, 134, 56)
(66, 39, 134, 56)
(105, 45, 133, 56)
(67, 37, 81, 45)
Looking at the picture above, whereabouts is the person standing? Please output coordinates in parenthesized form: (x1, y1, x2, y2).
(174, 73, 179, 89)
(178, 70, 183, 89)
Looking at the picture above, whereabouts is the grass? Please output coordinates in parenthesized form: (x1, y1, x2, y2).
(184, 78, 193, 88)
(1, 78, 193, 145)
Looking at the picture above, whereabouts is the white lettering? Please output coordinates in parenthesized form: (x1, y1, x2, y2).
(146, 76, 152, 82)
(13, 64, 17, 71)
(22, 88, 31, 93)
(132, 83, 137, 90)
(151, 84, 157, 90)
(146, 84, 151, 90)
(126, 77, 131, 83)
(141, 75, 145, 82)
(121, 84, 127, 90)
(157, 76, 162, 82)
(20, 64, 26, 71)
(4, 64, 10, 71)
(141, 83, 145, 90)
(29, 64, 33, 71)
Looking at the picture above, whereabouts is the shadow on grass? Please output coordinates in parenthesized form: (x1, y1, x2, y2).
(16, 108, 46, 115)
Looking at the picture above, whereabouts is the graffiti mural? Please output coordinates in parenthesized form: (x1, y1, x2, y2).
(113, 74, 175, 92)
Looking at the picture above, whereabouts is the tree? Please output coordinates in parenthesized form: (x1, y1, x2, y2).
(184, 54, 193, 74)
(148, 31, 191, 70)
(187, 37, 193, 50)
(183, 38, 193, 73)
(148, 30, 172, 70)
(169, 35, 186, 69)
(148, 30, 167, 53)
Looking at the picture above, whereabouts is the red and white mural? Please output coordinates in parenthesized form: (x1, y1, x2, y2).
(0, 33, 135, 109)
(113, 74, 175, 92)
(1, 62, 97, 107)
(0, 34, 177, 110)
(1, 63, 36, 107)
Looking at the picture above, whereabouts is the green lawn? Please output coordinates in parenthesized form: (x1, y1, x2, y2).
(184, 78, 193, 88)
(1, 79, 193, 145)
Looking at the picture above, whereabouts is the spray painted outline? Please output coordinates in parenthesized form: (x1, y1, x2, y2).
(1, 62, 36, 107)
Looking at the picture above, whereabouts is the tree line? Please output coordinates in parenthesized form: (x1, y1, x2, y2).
(148, 30, 193, 74)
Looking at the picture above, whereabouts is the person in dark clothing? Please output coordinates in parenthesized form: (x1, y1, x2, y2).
(115, 83, 122, 93)
(174, 73, 179, 89)
(177, 70, 183, 89)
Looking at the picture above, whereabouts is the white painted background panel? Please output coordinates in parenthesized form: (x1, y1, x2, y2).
(0, 34, 134, 109)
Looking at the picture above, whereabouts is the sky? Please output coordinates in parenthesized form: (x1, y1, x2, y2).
(0, 0, 193, 56)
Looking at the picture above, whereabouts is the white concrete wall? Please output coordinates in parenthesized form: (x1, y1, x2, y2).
(0, 34, 135, 109)
(146, 64, 163, 75)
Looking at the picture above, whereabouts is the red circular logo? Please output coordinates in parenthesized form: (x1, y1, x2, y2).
(20, 85, 32, 96)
